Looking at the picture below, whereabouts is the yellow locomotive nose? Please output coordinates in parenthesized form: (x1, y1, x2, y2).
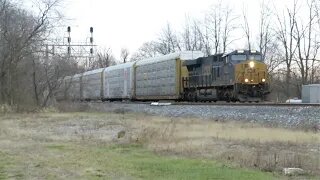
(235, 60, 268, 84)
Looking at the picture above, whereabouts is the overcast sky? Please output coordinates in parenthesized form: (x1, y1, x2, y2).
(23, 0, 295, 59)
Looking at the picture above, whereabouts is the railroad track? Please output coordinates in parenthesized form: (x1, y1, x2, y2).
(90, 101, 320, 107)
(171, 102, 320, 107)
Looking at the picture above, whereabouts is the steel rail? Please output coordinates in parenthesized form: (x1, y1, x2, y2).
(82, 101, 320, 107)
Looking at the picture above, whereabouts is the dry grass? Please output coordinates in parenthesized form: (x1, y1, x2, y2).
(132, 117, 319, 143)
(0, 111, 319, 178)
(129, 115, 320, 175)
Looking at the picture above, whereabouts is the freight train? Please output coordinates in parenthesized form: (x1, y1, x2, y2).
(57, 50, 270, 102)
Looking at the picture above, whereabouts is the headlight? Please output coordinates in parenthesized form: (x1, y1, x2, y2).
(249, 61, 255, 68)
(245, 78, 249, 83)
(262, 78, 266, 82)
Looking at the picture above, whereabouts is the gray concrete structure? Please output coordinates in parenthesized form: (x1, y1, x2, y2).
(302, 84, 320, 103)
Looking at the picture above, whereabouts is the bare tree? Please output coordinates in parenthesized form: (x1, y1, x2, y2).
(130, 41, 158, 61)
(258, 0, 272, 61)
(205, 2, 238, 54)
(221, 5, 238, 53)
(120, 48, 129, 63)
(310, 1, 320, 83)
(201, 16, 212, 55)
(294, 0, 319, 85)
(0, 0, 64, 106)
(242, 6, 251, 50)
(275, 0, 299, 98)
(182, 16, 193, 51)
(156, 23, 181, 54)
(32, 54, 78, 107)
(181, 16, 204, 52)
(264, 42, 283, 74)
(207, 2, 222, 54)
(315, 0, 320, 28)
(256, 0, 285, 79)
(91, 48, 116, 68)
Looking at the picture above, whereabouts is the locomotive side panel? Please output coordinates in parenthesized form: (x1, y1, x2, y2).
(183, 55, 233, 88)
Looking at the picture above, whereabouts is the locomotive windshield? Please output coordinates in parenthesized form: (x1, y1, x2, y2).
(231, 54, 262, 61)
(231, 55, 246, 61)
(248, 54, 262, 61)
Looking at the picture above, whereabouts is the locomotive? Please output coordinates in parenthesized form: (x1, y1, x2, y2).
(57, 50, 269, 102)
(182, 50, 270, 102)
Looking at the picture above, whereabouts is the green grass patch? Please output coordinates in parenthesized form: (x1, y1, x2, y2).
(0, 151, 10, 179)
(0, 151, 24, 180)
(0, 151, 8, 179)
(97, 144, 281, 180)
(46, 144, 66, 150)
(42, 143, 279, 180)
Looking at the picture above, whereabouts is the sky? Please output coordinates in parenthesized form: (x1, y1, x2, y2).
(62, 0, 262, 58)
(22, 0, 295, 60)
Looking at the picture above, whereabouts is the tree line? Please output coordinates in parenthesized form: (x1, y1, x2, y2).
(0, 0, 80, 108)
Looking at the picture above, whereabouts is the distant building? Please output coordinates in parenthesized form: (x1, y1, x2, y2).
(302, 84, 320, 103)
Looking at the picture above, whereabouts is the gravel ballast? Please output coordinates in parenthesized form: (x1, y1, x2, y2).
(73, 102, 320, 129)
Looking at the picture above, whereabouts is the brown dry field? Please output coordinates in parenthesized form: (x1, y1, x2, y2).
(130, 113, 320, 174)
(0, 110, 319, 179)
